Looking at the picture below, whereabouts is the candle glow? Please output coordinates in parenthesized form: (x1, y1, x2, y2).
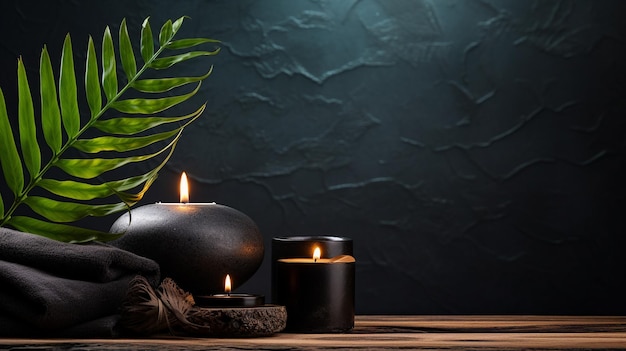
(225, 274, 232, 295)
(180, 172, 189, 203)
(313, 247, 321, 262)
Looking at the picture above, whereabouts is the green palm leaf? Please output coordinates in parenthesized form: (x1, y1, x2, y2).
(17, 58, 41, 181)
(0, 16, 219, 242)
(8, 216, 123, 243)
(0, 90, 24, 197)
(132, 66, 213, 93)
(119, 19, 137, 79)
(40, 46, 62, 154)
(59, 34, 80, 138)
(92, 103, 206, 135)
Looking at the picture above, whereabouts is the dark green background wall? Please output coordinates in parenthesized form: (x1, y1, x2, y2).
(1, 0, 625, 314)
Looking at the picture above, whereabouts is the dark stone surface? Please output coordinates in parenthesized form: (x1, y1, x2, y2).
(185, 305, 286, 337)
(0, 0, 625, 315)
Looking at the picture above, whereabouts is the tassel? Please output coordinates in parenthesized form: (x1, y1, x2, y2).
(156, 278, 195, 329)
(119, 276, 174, 335)
(119, 275, 211, 335)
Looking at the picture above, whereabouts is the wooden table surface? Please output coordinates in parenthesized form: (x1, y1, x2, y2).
(1, 315, 625, 350)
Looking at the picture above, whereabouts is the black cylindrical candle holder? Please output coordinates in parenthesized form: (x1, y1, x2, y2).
(271, 236, 353, 303)
(272, 236, 354, 333)
(274, 255, 355, 333)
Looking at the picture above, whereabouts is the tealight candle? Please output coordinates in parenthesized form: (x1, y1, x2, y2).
(110, 172, 264, 294)
(274, 246, 355, 333)
(195, 274, 265, 308)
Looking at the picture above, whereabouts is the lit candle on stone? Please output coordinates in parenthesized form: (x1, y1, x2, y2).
(110, 172, 264, 295)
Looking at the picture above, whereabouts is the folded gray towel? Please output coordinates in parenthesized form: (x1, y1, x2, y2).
(0, 313, 121, 338)
(0, 227, 160, 336)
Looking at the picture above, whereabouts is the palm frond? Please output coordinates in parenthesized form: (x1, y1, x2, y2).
(0, 16, 219, 243)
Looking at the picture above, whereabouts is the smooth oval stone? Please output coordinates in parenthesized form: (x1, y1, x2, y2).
(109, 203, 264, 294)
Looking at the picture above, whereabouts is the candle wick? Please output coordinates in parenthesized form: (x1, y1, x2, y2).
(314, 257, 318, 263)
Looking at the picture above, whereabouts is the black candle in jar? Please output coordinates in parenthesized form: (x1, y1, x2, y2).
(274, 245, 355, 333)
(272, 236, 353, 303)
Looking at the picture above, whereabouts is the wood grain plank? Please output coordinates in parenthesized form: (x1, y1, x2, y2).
(1, 315, 625, 350)
(355, 315, 626, 333)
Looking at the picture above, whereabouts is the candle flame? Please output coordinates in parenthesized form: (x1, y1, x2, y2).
(313, 247, 321, 262)
(225, 274, 231, 295)
(180, 172, 189, 203)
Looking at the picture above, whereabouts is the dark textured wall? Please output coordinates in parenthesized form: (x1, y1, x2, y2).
(1, 0, 625, 314)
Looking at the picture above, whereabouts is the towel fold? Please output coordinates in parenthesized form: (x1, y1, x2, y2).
(0, 227, 160, 336)
(0, 313, 122, 338)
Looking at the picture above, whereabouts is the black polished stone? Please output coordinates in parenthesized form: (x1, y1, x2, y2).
(110, 203, 264, 295)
